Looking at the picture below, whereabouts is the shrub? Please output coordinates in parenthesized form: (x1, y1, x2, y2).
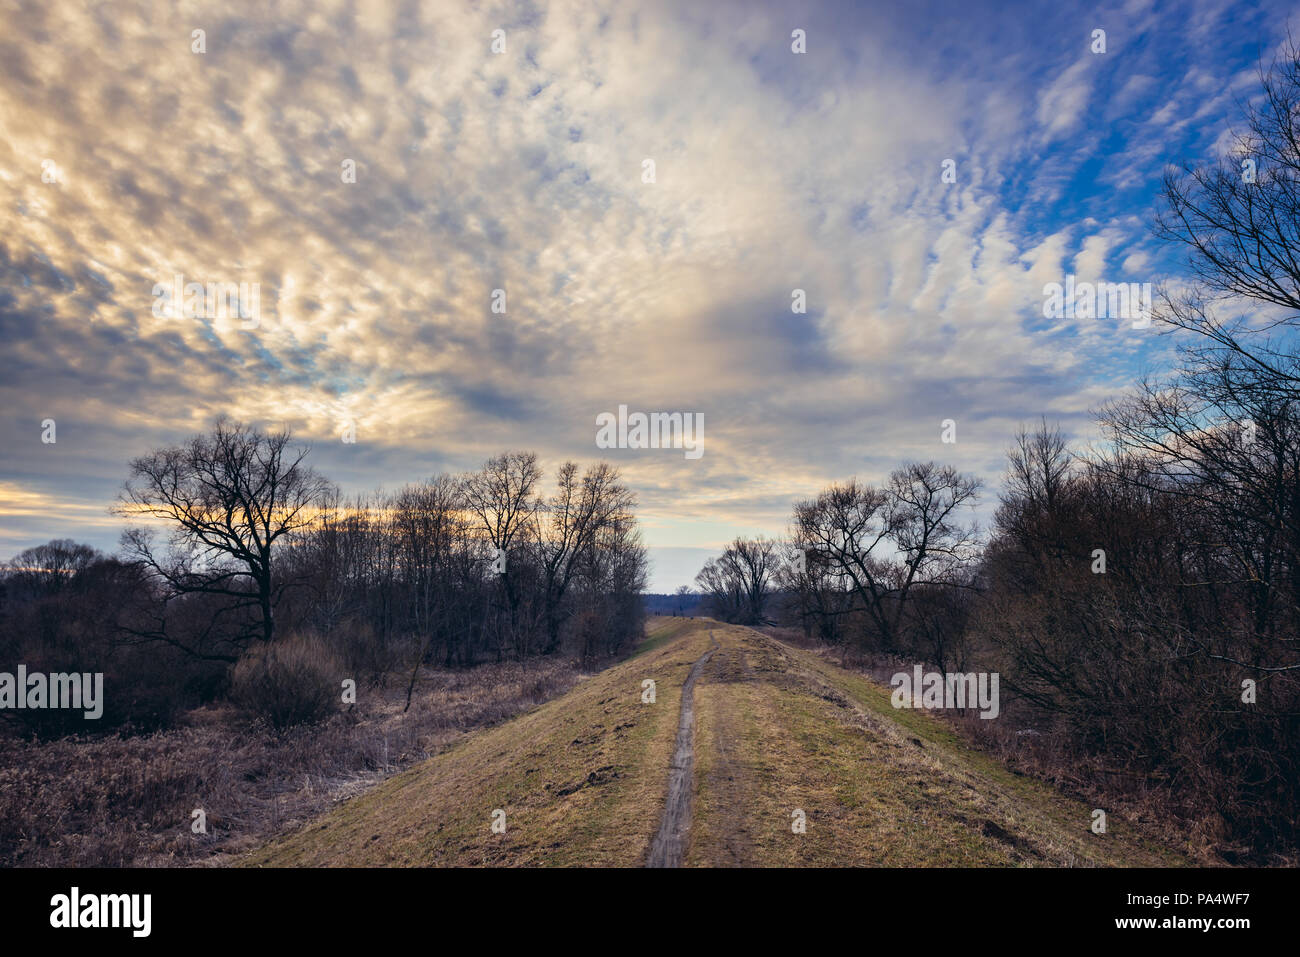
(230, 636, 343, 730)
(325, 619, 409, 688)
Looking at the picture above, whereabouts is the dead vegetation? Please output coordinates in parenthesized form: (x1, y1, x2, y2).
(0, 656, 583, 867)
(249, 620, 1191, 867)
(765, 626, 1285, 866)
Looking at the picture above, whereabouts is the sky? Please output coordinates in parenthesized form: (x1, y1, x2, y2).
(0, 0, 1296, 591)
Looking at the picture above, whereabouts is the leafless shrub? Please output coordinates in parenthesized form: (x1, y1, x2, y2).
(230, 635, 342, 730)
(0, 655, 583, 867)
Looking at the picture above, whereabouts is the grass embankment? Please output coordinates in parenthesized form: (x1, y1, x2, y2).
(690, 623, 1187, 866)
(247, 617, 1190, 867)
(245, 618, 709, 866)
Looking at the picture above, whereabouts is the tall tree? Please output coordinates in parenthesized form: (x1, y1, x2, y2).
(537, 461, 636, 653)
(117, 418, 333, 647)
(462, 451, 543, 656)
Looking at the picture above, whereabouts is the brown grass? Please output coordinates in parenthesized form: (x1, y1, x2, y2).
(767, 630, 1240, 865)
(243, 618, 708, 866)
(247, 619, 1192, 867)
(0, 655, 586, 867)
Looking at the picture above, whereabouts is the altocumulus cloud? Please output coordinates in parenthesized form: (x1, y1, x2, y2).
(0, 0, 1293, 588)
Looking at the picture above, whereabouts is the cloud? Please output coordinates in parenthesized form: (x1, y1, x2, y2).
(0, 0, 1293, 589)
(1036, 56, 1098, 141)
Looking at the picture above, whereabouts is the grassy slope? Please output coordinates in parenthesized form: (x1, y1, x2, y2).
(691, 623, 1188, 866)
(245, 618, 1189, 867)
(243, 618, 708, 866)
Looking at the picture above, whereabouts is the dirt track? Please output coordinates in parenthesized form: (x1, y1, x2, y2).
(645, 632, 718, 867)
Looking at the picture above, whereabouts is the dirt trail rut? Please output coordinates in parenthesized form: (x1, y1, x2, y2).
(645, 632, 719, 867)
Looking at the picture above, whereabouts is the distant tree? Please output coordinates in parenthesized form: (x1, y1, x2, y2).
(695, 554, 744, 623)
(4, 539, 101, 598)
(674, 584, 693, 616)
(694, 536, 779, 625)
(775, 534, 852, 645)
(791, 463, 980, 651)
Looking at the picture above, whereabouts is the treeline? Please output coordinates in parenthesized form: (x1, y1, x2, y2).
(279, 453, 648, 673)
(643, 590, 705, 617)
(694, 461, 982, 676)
(0, 439, 647, 735)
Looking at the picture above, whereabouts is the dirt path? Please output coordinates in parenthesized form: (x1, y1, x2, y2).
(645, 632, 719, 867)
(691, 636, 758, 866)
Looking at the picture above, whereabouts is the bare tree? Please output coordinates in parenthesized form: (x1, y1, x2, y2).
(776, 534, 852, 644)
(731, 537, 779, 625)
(673, 584, 693, 616)
(5, 539, 100, 597)
(792, 463, 980, 651)
(536, 461, 636, 653)
(462, 451, 542, 654)
(1006, 419, 1072, 510)
(695, 553, 745, 623)
(1155, 36, 1300, 396)
(116, 418, 333, 648)
(462, 451, 543, 557)
(694, 537, 786, 625)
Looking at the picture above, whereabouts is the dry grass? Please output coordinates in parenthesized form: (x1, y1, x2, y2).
(748, 629, 1190, 866)
(245, 618, 1192, 868)
(780, 633, 1250, 865)
(243, 618, 708, 866)
(0, 655, 586, 867)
